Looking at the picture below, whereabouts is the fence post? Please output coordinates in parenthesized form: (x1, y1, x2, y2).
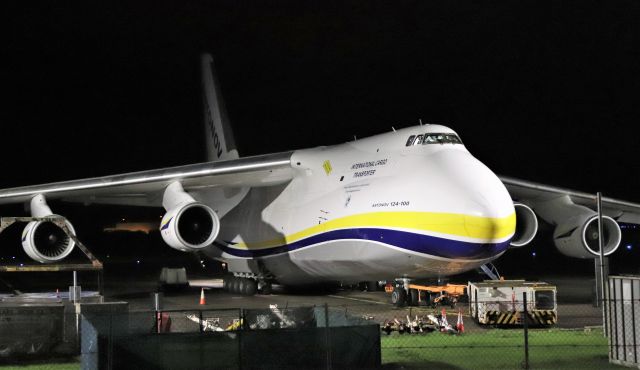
(523, 292, 529, 370)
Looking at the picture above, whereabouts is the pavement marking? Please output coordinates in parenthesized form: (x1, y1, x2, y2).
(327, 295, 389, 305)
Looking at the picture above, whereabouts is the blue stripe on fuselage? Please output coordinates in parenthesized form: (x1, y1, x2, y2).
(218, 228, 510, 260)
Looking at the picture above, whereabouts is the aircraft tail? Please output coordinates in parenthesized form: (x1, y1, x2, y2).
(201, 54, 239, 162)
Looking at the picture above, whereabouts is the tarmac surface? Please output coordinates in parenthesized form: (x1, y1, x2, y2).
(0, 263, 606, 331)
(98, 272, 605, 332)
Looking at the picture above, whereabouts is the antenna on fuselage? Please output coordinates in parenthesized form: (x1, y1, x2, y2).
(419, 118, 423, 126)
(391, 127, 396, 132)
(353, 135, 357, 141)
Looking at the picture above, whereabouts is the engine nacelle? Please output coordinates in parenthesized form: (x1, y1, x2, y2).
(510, 203, 538, 247)
(160, 202, 220, 252)
(21, 217, 76, 263)
(554, 214, 621, 259)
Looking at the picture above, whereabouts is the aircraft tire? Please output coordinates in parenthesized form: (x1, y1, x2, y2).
(409, 289, 419, 306)
(391, 287, 406, 307)
(243, 279, 257, 296)
(230, 277, 240, 294)
(223, 276, 230, 291)
(237, 279, 247, 295)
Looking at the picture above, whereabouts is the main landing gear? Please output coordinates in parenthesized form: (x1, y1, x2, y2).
(223, 275, 272, 296)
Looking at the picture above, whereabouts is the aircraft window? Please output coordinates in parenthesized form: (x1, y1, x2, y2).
(422, 133, 463, 145)
(405, 135, 416, 146)
(413, 135, 424, 145)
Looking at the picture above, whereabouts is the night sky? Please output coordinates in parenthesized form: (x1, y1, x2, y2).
(3, 2, 640, 272)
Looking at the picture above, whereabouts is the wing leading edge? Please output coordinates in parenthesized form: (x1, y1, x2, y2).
(0, 151, 294, 207)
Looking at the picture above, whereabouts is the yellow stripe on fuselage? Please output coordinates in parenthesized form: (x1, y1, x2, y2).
(231, 211, 516, 250)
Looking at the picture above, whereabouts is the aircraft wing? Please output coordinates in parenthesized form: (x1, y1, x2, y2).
(0, 152, 294, 207)
(499, 175, 640, 224)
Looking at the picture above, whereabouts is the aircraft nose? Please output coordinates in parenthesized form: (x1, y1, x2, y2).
(430, 149, 516, 243)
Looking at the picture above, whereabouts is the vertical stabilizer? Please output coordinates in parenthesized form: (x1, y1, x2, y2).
(201, 54, 239, 162)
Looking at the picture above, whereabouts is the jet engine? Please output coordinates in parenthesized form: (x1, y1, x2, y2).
(510, 203, 538, 247)
(554, 214, 621, 259)
(21, 217, 76, 263)
(160, 202, 220, 252)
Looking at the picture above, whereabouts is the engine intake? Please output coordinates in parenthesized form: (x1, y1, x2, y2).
(510, 203, 538, 247)
(160, 202, 220, 252)
(554, 215, 621, 259)
(22, 218, 76, 263)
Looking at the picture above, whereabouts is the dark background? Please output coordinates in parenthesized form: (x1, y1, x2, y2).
(2, 1, 640, 276)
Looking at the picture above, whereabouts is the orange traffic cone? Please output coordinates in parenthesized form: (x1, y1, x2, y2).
(440, 308, 449, 332)
(55, 289, 59, 298)
(199, 288, 206, 305)
(456, 308, 465, 333)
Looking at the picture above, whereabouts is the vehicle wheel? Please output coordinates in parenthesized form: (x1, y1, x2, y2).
(222, 276, 230, 291)
(410, 289, 419, 306)
(243, 279, 257, 296)
(391, 287, 406, 307)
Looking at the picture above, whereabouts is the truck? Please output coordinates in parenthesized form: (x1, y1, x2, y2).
(386, 281, 467, 307)
(468, 280, 557, 326)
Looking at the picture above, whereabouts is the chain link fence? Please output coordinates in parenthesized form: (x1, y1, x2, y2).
(3, 286, 640, 369)
(74, 300, 623, 369)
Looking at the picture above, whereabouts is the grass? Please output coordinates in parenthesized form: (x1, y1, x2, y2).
(381, 328, 617, 369)
(0, 329, 617, 369)
(0, 361, 79, 370)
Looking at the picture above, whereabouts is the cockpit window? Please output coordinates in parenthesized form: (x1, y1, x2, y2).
(405, 135, 416, 146)
(405, 132, 463, 146)
(423, 133, 462, 145)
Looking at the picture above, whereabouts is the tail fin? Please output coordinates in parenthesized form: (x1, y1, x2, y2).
(201, 54, 239, 162)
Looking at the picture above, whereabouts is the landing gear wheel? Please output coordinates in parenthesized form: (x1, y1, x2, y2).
(409, 289, 419, 306)
(230, 277, 240, 294)
(223, 276, 231, 291)
(237, 279, 247, 295)
(391, 287, 406, 307)
(243, 279, 257, 296)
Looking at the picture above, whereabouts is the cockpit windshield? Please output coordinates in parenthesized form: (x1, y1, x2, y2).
(405, 133, 462, 146)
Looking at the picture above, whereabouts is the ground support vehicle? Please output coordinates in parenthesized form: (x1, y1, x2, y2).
(387, 281, 467, 307)
(468, 280, 557, 326)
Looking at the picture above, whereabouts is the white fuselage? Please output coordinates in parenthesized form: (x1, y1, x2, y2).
(203, 125, 516, 285)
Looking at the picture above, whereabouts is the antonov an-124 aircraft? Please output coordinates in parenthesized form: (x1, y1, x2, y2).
(1, 54, 639, 305)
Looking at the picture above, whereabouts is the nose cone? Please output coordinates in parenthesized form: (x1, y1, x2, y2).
(422, 149, 516, 258)
(432, 149, 514, 218)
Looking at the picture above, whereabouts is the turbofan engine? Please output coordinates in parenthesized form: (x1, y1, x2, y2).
(21, 217, 76, 263)
(509, 203, 539, 247)
(160, 202, 220, 252)
(554, 214, 621, 259)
